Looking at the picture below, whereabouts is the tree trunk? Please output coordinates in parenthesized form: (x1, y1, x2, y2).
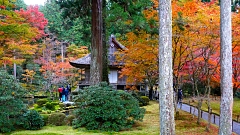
(197, 99, 202, 125)
(219, 0, 233, 134)
(149, 86, 153, 100)
(102, 0, 109, 84)
(158, 0, 175, 134)
(14, 49, 16, 79)
(90, 0, 103, 85)
(206, 78, 212, 132)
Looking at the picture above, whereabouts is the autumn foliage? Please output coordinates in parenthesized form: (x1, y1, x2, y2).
(0, 2, 41, 68)
(116, 0, 240, 94)
(16, 5, 48, 39)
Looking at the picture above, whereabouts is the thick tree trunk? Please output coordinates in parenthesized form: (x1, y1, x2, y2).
(158, 0, 175, 134)
(102, 0, 109, 84)
(219, 0, 233, 134)
(90, 0, 103, 85)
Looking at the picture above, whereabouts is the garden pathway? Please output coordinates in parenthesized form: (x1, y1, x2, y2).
(178, 103, 240, 135)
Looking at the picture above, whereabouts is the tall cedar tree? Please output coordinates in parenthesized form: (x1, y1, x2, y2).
(219, 0, 233, 134)
(56, 0, 103, 84)
(158, 0, 175, 134)
(90, 0, 103, 85)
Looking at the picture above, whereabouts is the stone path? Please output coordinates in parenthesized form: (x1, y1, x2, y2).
(178, 103, 240, 135)
(62, 101, 75, 106)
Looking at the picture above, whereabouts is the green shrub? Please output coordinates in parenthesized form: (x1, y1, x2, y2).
(0, 69, 27, 133)
(140, 96, 150, 105)
(51, 102, 59, 106)
(41, 114, 50, 126)
(36, 108, 43, 113)
(235, 92, 240, 99)
(33, 104, 40, 109)
(22, 110, 44, 130)
(36, 98, 48, 107)
(72, 82, 145, 131)
(45, 102, 55, 110)
(129, 91, 148, 106)
(59, 103, 65, 108)
(48, 113, 66, 126)
(64, 115, 75, 126)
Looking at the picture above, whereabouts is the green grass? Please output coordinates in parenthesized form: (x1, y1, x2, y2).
(10, 126, 111, 135)
(7, 101, 238, 135)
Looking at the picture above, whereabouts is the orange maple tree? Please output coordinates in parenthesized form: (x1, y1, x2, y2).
(0, 2, 40, 69)
(232, 12, 240, 94)
(116, 0, 159, 96)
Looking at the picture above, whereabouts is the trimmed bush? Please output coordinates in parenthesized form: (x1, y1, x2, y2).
(45, 102, 55, 110)
(72, 82, 145, 131)
(51, 102, 59, 106)
(129, 91, 148, 106)
(41, 114, 50, 126)
(140, 96, 150, 105)
(59, 103, 65, 108)
(36, 108, 43, 113)
(22, 110, 44, 130)
(64, 115, 75, 126)
(48, 113, 66, 126)
(36, 99, 48, 107)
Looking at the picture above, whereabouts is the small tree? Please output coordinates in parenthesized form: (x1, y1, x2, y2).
(72, 82, 145, 131)
(0, 69, 26, 133)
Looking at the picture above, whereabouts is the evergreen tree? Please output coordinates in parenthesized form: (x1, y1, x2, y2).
(0, 69, 26, 133)
(41, 0, 90, 46)
(14, 0, 27, 10)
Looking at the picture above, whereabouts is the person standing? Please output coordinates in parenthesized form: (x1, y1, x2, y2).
(58, 86, 63, 101)
(61, 86, 66, 102)
(66, 83, 71, 101)
(178, 89, 183, 104)
(65, 85, 69, 101)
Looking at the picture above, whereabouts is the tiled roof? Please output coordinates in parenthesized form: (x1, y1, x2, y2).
(69, 54, 91, 68)
(69, 35, 126, 68)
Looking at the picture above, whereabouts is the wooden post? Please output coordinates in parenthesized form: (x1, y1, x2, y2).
(214, 114, 215, 124)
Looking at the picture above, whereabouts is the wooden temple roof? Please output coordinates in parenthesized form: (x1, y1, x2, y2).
(69, 35, 126, 68)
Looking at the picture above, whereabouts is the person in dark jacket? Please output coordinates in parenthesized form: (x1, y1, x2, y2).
(61, 86, 66, 102)
(178, 89, 183, 104)
(64, 86, 69, 101)
(66, 83, 71, 100)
